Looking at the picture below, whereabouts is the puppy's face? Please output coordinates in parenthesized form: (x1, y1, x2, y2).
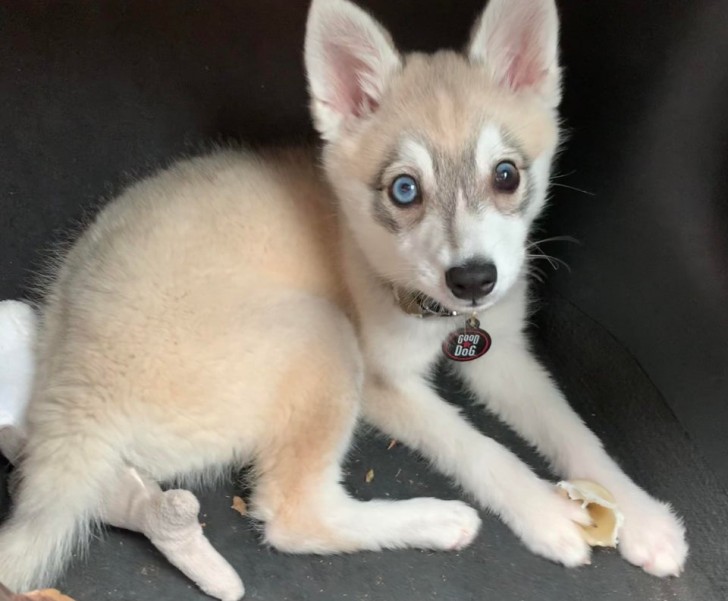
(305, 0, 562, 312)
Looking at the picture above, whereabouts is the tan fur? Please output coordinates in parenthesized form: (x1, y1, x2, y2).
(253, 339, 360, 551)
(35, 148, 352, 478)
(0, 148, 377, 589)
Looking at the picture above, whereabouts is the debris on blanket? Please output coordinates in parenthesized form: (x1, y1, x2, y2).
(231, 496, 248, 516)
(365, 469, 375, 483)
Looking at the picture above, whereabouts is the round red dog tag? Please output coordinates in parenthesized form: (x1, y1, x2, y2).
(442, 317, 492, 362)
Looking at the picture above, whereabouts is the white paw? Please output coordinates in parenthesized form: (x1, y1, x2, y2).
(202, 578, 245, 601)
(509, 484, 592, 568)
(409, 499, 482, 551)
(619, 498, 687, 577)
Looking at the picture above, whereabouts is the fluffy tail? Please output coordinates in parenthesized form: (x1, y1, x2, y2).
(0, 429, 121, 591)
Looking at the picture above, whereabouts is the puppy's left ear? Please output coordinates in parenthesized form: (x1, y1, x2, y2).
(467, 0, 562, 107)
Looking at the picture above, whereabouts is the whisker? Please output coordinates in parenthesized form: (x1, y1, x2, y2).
(527, 252, 572, 272)
(550, 170, 577, 180)
(527, 235, 580, 248)
(526, 266, 546, 284)
(530, 253, 558, 270)
(550, 182, 596, 197)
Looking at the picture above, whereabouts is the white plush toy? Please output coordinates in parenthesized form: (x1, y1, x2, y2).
(0, 301, 244, 601)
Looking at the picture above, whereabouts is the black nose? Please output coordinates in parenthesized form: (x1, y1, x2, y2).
(445, 260, 498, 301)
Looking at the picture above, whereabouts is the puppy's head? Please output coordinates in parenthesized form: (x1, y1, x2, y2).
(305, 0, 562, 312)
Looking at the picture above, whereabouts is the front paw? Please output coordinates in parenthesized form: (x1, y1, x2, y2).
(619, 497, 687, 577)
(507, 483, 592, 568)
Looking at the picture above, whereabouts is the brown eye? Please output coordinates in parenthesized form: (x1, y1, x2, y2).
(493, 161, 520, 193)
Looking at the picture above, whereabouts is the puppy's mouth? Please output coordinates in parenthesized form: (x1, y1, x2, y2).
(440, 288, 502, 315)
(447, 297, 496, 314)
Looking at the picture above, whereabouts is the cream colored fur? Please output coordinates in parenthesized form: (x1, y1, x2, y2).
(0, 0, 687, 592)
(0, 147, 479, 591)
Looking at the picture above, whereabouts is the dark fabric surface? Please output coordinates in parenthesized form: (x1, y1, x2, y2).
(1, 1, 727, 600)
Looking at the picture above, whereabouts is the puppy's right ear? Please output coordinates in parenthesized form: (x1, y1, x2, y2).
(305, 0, 401, 141)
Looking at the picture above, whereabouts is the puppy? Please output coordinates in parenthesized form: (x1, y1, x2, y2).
(0, 0, 687, 592)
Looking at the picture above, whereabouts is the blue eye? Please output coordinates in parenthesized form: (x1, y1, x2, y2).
(389, 175, 420, 206)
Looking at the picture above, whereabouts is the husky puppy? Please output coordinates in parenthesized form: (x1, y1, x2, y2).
(0, 0, 687, 592)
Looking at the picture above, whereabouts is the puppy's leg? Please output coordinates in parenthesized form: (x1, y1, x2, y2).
(251, 311, 481, 555)
(363, 376, 592, 568)
(457, 335, 688, 576)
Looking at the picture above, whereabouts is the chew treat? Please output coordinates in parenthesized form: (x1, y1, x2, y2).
(557, 479, 624, 547)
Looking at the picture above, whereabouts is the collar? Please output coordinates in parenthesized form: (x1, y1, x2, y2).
(392, 286, 459, 319)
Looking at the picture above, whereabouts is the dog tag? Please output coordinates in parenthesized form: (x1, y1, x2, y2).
(442, 315, 491, 362)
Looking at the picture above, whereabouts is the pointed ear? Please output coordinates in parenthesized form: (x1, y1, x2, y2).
(467, 0, 561, 107)
(305, 0, 401, 141)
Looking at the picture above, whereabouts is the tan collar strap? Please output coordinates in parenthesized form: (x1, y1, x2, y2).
(392, 286, 459, 318)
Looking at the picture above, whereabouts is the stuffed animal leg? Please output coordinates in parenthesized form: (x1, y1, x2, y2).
(0, 301, 36, 460)
(102, 469, 244, 601)
(0, 300, 244, 601)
